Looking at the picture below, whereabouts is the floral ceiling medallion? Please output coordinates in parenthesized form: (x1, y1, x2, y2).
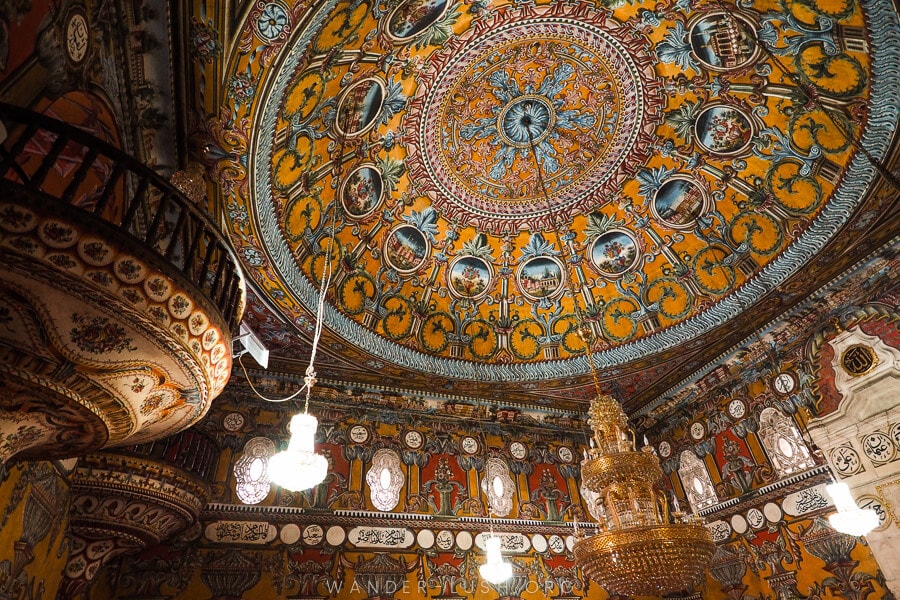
(403, 7, 664, 233)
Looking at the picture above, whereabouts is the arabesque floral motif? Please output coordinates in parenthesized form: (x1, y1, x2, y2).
(69, 313, 137, 355)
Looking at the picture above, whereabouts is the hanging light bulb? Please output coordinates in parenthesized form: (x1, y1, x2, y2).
(268, 411, 328, 491)
(479, 534, 513, 584)
(266, 111, 349, 492)
(826, 482, 879, 536)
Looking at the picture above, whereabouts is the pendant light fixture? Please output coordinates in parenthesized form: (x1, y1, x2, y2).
(825, 482, 879, 536)
(479, 534, 513, 584)
(479, 511, 513, 584)
(268, 378, 328, 492)
(267, 171, 339, 492)
(240, 106, 350, 493)
(518, 123, 714, 595)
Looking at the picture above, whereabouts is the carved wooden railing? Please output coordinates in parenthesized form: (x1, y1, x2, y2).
(0, 102, 243, 332)
(123, 427, 221, 481)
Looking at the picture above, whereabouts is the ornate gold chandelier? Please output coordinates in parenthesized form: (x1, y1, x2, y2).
(573, 393, 715, 596)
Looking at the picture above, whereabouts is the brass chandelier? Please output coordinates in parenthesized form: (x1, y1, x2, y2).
(573, 393, 715, 596)
(518, 122, 714, 595)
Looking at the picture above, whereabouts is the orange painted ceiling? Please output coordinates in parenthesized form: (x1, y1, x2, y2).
(211, 0, 900, 411)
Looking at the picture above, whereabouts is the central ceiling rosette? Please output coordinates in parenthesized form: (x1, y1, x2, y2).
(404, 13, 664, 233)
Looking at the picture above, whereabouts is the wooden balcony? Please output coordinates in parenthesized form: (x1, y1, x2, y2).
(0, 102, 244, 464)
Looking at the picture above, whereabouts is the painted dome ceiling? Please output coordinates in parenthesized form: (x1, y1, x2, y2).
(219, 0, 899, 407)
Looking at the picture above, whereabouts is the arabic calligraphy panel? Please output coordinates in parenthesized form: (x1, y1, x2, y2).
(474, 532, 530, 554)
(707, 519, 732, 543)
(204, 521, 277, 544)
(349, 526, 414, 548)
(782, 484, 833, 517)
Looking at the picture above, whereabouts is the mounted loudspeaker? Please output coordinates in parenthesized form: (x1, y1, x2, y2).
(233, 322, 269, 369)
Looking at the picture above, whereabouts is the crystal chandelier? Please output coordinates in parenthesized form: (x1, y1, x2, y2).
(573, 393, 716, 596)
(266, 224, 334, 492)
(479, 534, 513, 584)
(826, 482, 879, 536)
(246, 126, 348, 493)
(269, 410, 328, 491)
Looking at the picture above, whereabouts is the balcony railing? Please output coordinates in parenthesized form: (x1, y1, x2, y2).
(123, 428, 221, 481)
(0, 102, 243, 332)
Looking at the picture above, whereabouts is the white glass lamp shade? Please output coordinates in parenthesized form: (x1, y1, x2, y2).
(269, 413, 328, 492)
(826, 482, 879, 536)
(479, 535, 513, 584)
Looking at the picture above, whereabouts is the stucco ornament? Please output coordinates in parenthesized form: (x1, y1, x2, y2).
(679, 449, 718, 512)
(234, 437, 276, 504)
(366, 448, 405, 511)
(481, 457, 515, 516)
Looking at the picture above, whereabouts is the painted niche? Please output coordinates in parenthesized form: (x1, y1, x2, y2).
(481, 457, 515, 516)
(234, 437, 276, 504)
(367, 448, 405, 511)
(758, 408, 815, 477)
(678, 450, 718, 513)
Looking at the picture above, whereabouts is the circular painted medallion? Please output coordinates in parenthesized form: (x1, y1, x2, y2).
(517, 256, 565, 300)
(862, 432, 895, 464)
(746, 508, 766, 530)
(557, 446, 574, 464)
(461, 436, 479, 454)
(223, 412, 245, 431)
(417, 529, 435, 548)
(326, 526, 346, 546)
(349, 425, 370, 443)
(436, 530, 454, 550)
(730, 514, 748, 534)
(548, 534, 565, 554)
(336, 77, 385, 137)
(456, 531, 473, 550)
(383, 225, 430, 274)
(690, 421, 706, 440)
(658, 441, 672, 458)
(831, 446, 863, 476)
(590, 229, 641, 278)
(841, 344, 878, 376)
(763, 502, 783, 524)
(651, 176, 708, 230)
(688, 12, 760, 71)
(387, 0, 450, 42)
(342, 165, 384, 219)
(727, 399, 747, 419)
(772, 372, 796, 395)
(509, 441, 527, 460)
(891, 423, 900, 450)
(404, 429, 424, 449)
(255, 1, 290, 42)
(280, 524, 301, 545)
(694, 104, 755, 156)
(406, 15, 661, 233)
(857, 496, 890, 531)
(447, 256, 494, 300)
(65, 8, 90, 64)
(302, 524, 324, 545)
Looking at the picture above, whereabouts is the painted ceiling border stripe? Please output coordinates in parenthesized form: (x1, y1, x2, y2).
(635, 231, 900, 420)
